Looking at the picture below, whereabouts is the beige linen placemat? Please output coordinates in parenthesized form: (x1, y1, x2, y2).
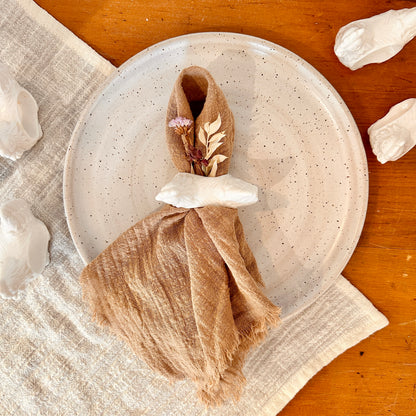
(0, 0, 388, 414)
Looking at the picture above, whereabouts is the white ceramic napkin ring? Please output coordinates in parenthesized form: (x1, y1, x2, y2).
(155, 173, 258, 209)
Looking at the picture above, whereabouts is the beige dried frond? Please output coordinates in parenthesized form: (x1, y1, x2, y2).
(206, 154, 228, 177)
(208, 114, 222, 135)
(199, 114, 228, 176)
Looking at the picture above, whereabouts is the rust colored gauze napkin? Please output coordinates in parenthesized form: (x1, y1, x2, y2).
(79, 66, 281, 406)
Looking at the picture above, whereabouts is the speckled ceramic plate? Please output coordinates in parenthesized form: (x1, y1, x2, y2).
(63, 32, 368, 319)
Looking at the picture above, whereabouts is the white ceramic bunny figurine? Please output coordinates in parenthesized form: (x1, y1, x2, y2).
(334, 7, 416, 70)
(0, 63, 42, 160)
(0, 199, 50, 298)
(368, 98, 416, 163)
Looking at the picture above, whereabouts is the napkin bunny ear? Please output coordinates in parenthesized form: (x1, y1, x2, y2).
(166, 66, 234, 176)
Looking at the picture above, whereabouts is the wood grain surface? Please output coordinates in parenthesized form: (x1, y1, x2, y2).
(34, 0, 416, 414)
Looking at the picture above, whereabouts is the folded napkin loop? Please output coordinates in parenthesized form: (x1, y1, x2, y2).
(155, 172, 258, 209)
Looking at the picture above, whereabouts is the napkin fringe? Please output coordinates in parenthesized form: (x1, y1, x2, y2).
(197, 304, 280, 406)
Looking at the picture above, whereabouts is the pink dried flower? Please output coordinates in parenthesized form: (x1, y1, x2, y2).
(169, 116, 193, 136)
(168, 116, 193, 128)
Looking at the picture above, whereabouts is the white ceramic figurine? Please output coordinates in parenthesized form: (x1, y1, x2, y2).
(334, 7, 416, 70)
(368, 98, 416, 163)
(0, 199, 50, 298)
(0, 63, 42, 160)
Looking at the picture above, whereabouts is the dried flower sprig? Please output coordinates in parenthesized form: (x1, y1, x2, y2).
(198, 114, 228, 177)
(168, 114, 228, 177)
(168, 116, 207, 175)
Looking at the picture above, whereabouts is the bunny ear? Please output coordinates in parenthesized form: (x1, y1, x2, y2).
(166, 66, 235, 176)
(165, 70, 195, 174)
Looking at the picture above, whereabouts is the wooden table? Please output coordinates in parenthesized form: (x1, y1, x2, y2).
(35, 1, 416, 414)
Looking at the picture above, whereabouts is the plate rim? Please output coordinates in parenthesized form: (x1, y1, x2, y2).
(63, 31, 369, 320)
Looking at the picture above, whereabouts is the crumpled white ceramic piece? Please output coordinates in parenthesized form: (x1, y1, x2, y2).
(334, 7, 416, 70)
(368, 98, 416, 163)
(155, 172, 258, 209)
(0, 63, 42, 160)
(0, 199, 50, 299)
